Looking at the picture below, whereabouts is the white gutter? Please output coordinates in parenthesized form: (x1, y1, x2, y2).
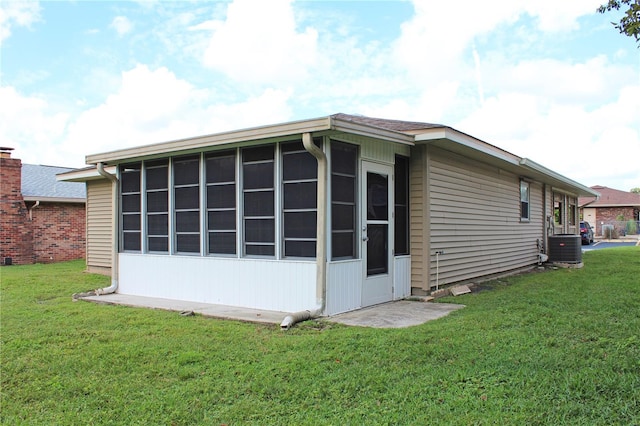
(281, 132, 328, 330)
(95, 162, 119, 295)
(519, 158, 599, 197)
(414, 127, 521, 165)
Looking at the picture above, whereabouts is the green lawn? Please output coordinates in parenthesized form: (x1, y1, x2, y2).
(2, 249, 639, 425)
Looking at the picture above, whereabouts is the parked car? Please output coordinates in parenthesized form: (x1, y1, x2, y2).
(580, 221, 594, 245)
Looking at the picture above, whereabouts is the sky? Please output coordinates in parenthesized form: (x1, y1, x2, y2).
(1, 0, 639, 191)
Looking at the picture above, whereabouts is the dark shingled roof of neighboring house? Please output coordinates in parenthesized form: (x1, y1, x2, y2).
(21, 164, 86, 200)
(579, 185, 640, 207)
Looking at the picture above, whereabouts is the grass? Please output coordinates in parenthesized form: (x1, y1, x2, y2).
(1, 249, 639, 425)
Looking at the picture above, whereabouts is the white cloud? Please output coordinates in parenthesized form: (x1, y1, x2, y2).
(456, 83, 640, 189)
(0, 86, 69, 165)
(110, 16, 133, 36)
(62, 65, 293, 164)
(523, 0, 603, 32)
(0, 0, 41, 42)
(202, 0, 318, 85)
(483, 55, 636, 106)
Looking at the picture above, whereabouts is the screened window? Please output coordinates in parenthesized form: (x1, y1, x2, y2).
(520, 180, 530, 221)
(331, 141, 358, 260)
(394, 155, 409, 255)
(243, 146, 275, 256)
(206, 151, 236, 255)
(568, 198, 576, 226)
(282, 141, 318, 258)
(146, 160, 169, 252)
(174, 156, 200, 253)
(554, 193, 564, 225)
(121, 163, 141, 252)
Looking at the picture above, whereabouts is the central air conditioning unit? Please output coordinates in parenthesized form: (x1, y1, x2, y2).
(547, 235, 582, 264)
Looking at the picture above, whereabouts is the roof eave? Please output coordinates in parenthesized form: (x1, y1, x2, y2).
(519, 158, 600, 197)
(415, 127, 521, 165)
(584, 203, 640, 208)
(415, 128, 597, 197)
(57, 166, 117, 182)
(330, 116, 415, 145)
(85, 117, 334, 165)
(23, 196, 86, 203)
(84, 115, 415, 165)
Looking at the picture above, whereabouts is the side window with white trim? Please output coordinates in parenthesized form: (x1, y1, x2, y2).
(520, 180, 530, 221)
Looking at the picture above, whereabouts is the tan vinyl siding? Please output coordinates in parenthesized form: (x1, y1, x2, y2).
(86, 179, 112, 271)
(426, 147, 543, 287)
(409, 145, 429, 290)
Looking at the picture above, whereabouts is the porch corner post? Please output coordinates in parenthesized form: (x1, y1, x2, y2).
(96, 162, 119, 295)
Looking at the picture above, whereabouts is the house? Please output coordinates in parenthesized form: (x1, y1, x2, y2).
(59, 114, 598, 316)
(579, 185, 640, 236)
(0, 148, 86, 265)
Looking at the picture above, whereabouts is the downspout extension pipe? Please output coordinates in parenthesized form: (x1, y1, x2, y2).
(95, 162, 119, 295)
(280, 310, 312, 331)
(281, 133, 328, 330)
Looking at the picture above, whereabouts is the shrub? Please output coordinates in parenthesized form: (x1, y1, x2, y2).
(603, 224, 618, 239)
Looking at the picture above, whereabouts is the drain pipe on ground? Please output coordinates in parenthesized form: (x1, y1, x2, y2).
(281, 133, 328, 330)
(95, 162, 119, 295)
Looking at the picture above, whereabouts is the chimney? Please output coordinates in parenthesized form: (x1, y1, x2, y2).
(0, 147, 14, 159)
(0, 147, 34, 265)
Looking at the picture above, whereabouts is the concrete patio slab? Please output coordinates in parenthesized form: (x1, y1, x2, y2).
(79, 294, 465, 329)
(80, 294, 288, 325)
(326, 300, 465, 328)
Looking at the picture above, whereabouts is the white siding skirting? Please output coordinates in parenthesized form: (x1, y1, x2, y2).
(326, 260, 362, 316)
(118, 254, 317, 313)
(393, 256, 411, 299)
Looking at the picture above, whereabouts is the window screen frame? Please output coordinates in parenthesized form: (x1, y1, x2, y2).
(330, 140, 358, 261)
(242, 145, 276, 257)
(145, 160, 170, 253)
(281, 140, 319, 258)
(173, 155, 201, 255)
(206, 150, 238, 256)
(120, 163, 142, 252)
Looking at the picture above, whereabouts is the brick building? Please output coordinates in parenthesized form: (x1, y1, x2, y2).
(0, 148, 86, 265)
(579, 185, 640, 236)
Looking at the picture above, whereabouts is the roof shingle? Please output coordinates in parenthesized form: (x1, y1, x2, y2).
(579, 185, 640, 207)
(21, 164, 86, 200)
(331, 113, 443, 132)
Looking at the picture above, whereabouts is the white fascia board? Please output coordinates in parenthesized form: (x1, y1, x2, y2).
(85, 117, 333, 165)
(23, 196, 86, 203)
(415, 127, 598, 198)
(519, 158, 600, 197)
(56, 166, 116, 182)
(589, 203, 640, 208)
(414, 127, 520, 165)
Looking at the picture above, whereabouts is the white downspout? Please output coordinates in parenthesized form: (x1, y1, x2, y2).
(96, 162, 119, 295)
(281, 133, 328, 330)
(28, 200, 40, 221)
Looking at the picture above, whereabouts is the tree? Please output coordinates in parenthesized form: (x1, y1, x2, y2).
(598, 0, 640, 45)
(631, 187, 640, 193)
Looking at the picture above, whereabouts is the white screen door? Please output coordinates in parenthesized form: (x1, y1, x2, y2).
(361, 161, 393, 307)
